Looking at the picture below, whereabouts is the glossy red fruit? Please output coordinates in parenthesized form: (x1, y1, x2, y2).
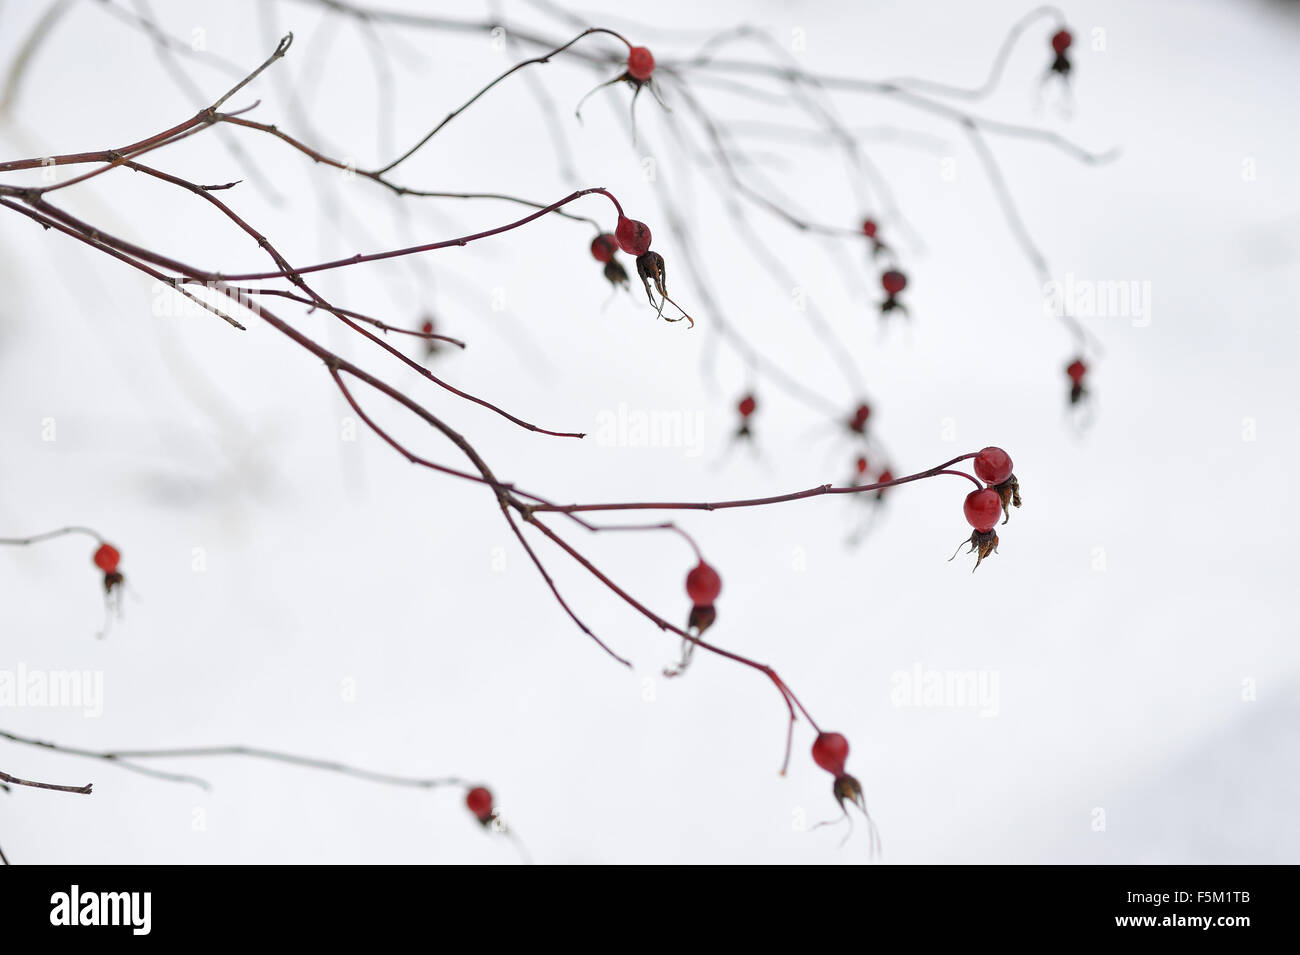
(881, 270, 907, 295)
(93, 543, 120, 573)
(738, 395, 756, 418)
(877, 468, 893, 485)
(627, 46, 655, 82)
(590, 234, 617, 263)
(856, 456, 868, 475)
(861, 219, 877, 238)
(974, 447, 1014, 486)
(964, 488, 1002, 533)
(615, 216, 652, 256)
(466, 786, 493, 821)
(850, 403, 871, 431)
(1066, 358, 1087, 383)
(685, 561, 722, 607)
(420, 320, 434, 335)
(812, 732, 850, 775)
(1051, 29, 1072, 55)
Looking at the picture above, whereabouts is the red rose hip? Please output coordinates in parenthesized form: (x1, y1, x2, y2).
(812, 732, 850, 775)
(590, 234, 617, 263)
(964, 488, 1002, 533)
(627, 46, 655, 82)
(466, 786, 494, 822)
(974, 447, 1014, 486)
(614, 216, 652, 256)
(881, 270, 907, 295)
(1052, 29, 1072, 55)
(93, 543, 120, 573)
(685, 561, 722, 607)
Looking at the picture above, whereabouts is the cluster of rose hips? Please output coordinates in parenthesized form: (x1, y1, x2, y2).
(849, 455, 894, 504)
(843, 405, 897, 512)
(1048, 27, 1073, 79)
(860, 219, 909, 318)
(955, 446, 1022, 570)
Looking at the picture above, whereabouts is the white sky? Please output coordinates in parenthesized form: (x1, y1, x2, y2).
(1, 0, 1297, 863)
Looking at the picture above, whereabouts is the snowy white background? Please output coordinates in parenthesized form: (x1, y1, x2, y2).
(1, 0, 1297, 864)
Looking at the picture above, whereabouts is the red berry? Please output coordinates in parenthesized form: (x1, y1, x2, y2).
(466, 786, 493, 821)
(877, 468, 893, 484)
(614, 216, 652, 256)
(685, 561, 722, 607)
(812, 732, 849, 775)
(881, 270, 907, 295)
(1052, 29, 1072, 55)
(627, 46, 655, 82)
(738, 394, 756, 418)
(861, 219, 877, 238)
(590, 234, 617, 263)
(850, 403, 871, 431)
(1066, 358, 1087, 383)
(964, 488, 1002, 533)
(420, 320, 433, 335)
(974, 447, 1014, 486)
(856, 456, 868, 475)
(93, 543, 120, 573)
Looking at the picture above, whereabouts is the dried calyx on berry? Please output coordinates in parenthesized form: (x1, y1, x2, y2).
(735, 394, 757, 439)
(93, 542, 124, 596)
(810, 732, 879, 852)
(1049, 28, 1073, 77)
(1066, 357, 1089, 406)
(574, 43, 668, 127)
(954, 487, 1002, 571)
(880, 269, 908, 317)
(609, 216, 696, 325)
(974, 446, 1021, 524)
(668, 559, 722, 677)
(861, 218, 889, 258)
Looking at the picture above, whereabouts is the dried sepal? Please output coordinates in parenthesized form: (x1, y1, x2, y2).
(950, 529, 999, 571)
(603, 258, 629, 290)
(635, 251, 695, 327)
(994, 475, 1022, 523)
